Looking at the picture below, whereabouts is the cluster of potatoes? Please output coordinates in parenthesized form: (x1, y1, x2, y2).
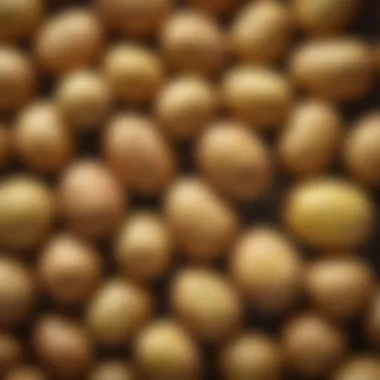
(0, 0, 379, 379)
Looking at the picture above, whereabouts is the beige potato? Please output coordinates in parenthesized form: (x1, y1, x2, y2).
(333, 356, 380, 380)
(33, 315, 92, 379)
(170, 268, 242, 342)
(0, 177, 55, 250)
(284, 178, 375, 248)
(282, 313, 347, 377)
(293, 0, 360, 35)
(104, 44, 163, 104)
(59, 160, 125, 240)
(14, 102, 74, 173)
(89, 361, 136, 380)
(87, 279, 152, 346)
(344, 113, 380, 187)
(290, 38, 374, 102)
(115, 213, 172, 282)
(305, 258, 374, 319)
(222, 66, 293, 129)
(277, 100, 342, 177)
(135, 319, 201, 380)
(164, 178, 238, 262)
(196, 121, 272, 202)
(35, 9, 104, 76)
(56, 70, 112, 130)
(0, 48, 35, 112)
(103, 114, 176, 194)
(219, 332, 282, 380)
(156, 76, 217, 141)
(161, 11, 224, 76)
(230, 227, 302, 313)
(231, 1, 292, 63)
(96, 0, 172, 38)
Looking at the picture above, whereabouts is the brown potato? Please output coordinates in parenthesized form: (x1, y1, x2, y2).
(282, 313, 347, 377)
(4, 366, 47, 380)
(0, 0, 44, 42)
(104, 44, 163, 104)
(0, 48, 35, 112)
(59, 160, 125, 240)
(115, 213, 172, 282)
(231, 1, 292, 63)
(284, 178, 375, 248)
(35, 9, 104, 76)
(230, 227, 302, 313)
(290, 38, 374, 102)
(344, 113, 380, 187)
(0, 333, 21, 376)
(135, 319, 201, 380)
(161, 11, 224, 76)
(333, 356, 380, 380)
(38, 234, 102, 306)
(189, 0, 241, 15)
(293, 0, 360, 35)
(89, 361, 136, 380)
(164, 178, 238, 262)
(14, 102, 74, 173)
(196, 121, 272, 202)
(365, 290, 380, 347)
(103, 113, 176, 194)
(87, 279, 152, 346)
(219, 332, 282, 380)
(305, 259, 374, 319)
(277, 100, 342, 177)
(170, 268, 242, 343)
(56, 70, 112, 130)
(96, 0, 172, 38)
(33, 315, 92, 379)
(222, 66, 293, 129)
(155, 76, 217, 141)
(0, 126, 10, 169)
(0, 177, 55, 250)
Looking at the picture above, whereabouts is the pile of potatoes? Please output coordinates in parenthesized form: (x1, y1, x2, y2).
(0, 0, 379, 379)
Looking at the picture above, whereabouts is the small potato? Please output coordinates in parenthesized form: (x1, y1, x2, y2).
(96, 0, 172, 38)
(89, 361, 136, 380)
(0, 0, 44, 42)
(115, 213, 172, 282)
(14, 102, 74, 174)
(231, 1, 292, 63)
(344, 113, 380, 188)
(0, 48, 35, 112)
(0, 258, 35, 326)
(219, 332, 282, 380)
(104, 44, 163, 104)
(277, 100, 342, 177)
(222, 66, 293, 129)
(35, 9, 104, 76)
(170, 268, 242, 342)
(135, 319, 201, 380)
(293, 0, 360, 35)
(59, 160, 125, 240)
(161, 11, 224, 76)
(305, 259, 374, 319)
(290, 39, 374, 102)
(0, 177, 55, 250)
(196, 121, 272, 202)
(189, 0, 241, 15)
(333, 356, 380, 380)
(33, 315, 92, 379)
(230, 227, 302, 313)
(155, 76, 217, 141)
(0, 333, 21, 376)
(365, 290, 380, 347)
(282, 313, 347, 377)
(164, 178, 238, 262)
(284, 178, 375, 248)
(87, 279, 152, 346)
(38, 234, 102, 306)
(103, 114, 176, 194)
(0, 126, 11, 169)
(56, 70, 112, 130)
(4, 366, 47, 380)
